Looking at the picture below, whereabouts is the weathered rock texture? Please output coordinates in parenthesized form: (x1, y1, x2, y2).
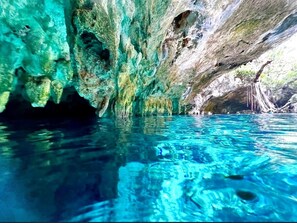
(191, 32, 297, 114)
(1, 0, 297, 117)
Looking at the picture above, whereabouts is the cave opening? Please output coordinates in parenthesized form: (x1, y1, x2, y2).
(173, 10, 199, 33)
(202, 87, 250, 114)
(174, 10, 191, 29)
(0, 87, 96, 119)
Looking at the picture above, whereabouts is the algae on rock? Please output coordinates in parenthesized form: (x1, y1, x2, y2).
(1, 0, 297, 117)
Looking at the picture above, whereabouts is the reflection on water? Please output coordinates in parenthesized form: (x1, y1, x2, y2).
(0, 114, 297, 221)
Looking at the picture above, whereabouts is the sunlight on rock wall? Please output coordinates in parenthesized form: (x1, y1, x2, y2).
(190, 32, 297, 114)
(1, 0, 297, 116)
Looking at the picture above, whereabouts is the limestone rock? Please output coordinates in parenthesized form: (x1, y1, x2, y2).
(191, 31, 297, 114)
(1, 0, 297, 116)
(188, 73, 243, 114)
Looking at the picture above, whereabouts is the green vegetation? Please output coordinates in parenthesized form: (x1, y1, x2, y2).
(234, 68, 254, 82)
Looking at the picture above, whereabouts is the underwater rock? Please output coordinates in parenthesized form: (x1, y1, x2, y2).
(1, 0, 297, 116)
(225, 175, 244, 180)
(236, 190, 257, 201)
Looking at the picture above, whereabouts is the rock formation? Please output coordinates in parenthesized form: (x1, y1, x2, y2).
(1, 0, 297, 117)
(191, 31, 297, 115)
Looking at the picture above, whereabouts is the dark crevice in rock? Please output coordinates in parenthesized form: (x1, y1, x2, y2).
(54, 58, 68, 63)
(0, 87, 96, 119)
(192, 0, 198, 4)
(168, 10, 203, 64)
(173, 10, 199, 36)
(228, 63, 240, 69)
(132, 96, 142, 117)
(80, 31, 111, 65)
(215, 62, 225, 67)
(14, 67, 26, 79)
(146, 80, 157, 95)
(174, 11, 192, 29)
(262, 34, 269, 42)
(108, 99, 117, 116)
(215, 62, 241, 70)
(70, 11, 78, 35)
(129, 22, 143, 55)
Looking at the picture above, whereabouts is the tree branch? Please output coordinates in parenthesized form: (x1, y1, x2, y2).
(253, 60, 272, 83)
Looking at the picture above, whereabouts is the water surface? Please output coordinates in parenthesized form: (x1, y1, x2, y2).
(0, 114, 297, 222)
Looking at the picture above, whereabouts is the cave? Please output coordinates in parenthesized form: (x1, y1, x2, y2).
(1, 1, 297, 222)
(202, 87, 250, 114)
(0, 87, 96, 119)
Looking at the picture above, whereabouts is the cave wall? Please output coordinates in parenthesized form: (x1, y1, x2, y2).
(192, 31, 297, 115)
(0, 0, 72, 112)
(1, 0, 297, 117)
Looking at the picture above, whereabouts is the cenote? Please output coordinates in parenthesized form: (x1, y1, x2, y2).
(1, 0, 297, 222)
(0, 114, 297, 222)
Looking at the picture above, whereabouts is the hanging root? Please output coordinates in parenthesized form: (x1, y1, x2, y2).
(247, 82, 277, 113)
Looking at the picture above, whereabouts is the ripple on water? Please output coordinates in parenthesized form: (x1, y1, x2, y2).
(0, 114, 297, 221)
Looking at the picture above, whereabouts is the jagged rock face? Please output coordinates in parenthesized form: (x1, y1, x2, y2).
(188, 73, 244, 114)
(1, 0, 297, 117)
(193, 31, 297, 115)
(0, 0, 72, 112)
(202, 86, 250, 114)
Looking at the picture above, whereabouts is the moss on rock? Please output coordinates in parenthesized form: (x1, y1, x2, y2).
(25, 77, 51, 107)
(0, 0, 296, 116)
(0, 91, 10, 112)
(143, 95, 173, 116)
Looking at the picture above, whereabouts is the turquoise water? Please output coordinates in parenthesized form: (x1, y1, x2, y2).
(0, 114, 297, 222)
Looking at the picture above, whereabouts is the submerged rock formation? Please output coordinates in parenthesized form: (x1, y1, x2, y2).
(1, 0, 297, 117)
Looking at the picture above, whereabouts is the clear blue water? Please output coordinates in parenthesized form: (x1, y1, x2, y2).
(0, 114, 297, 222)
